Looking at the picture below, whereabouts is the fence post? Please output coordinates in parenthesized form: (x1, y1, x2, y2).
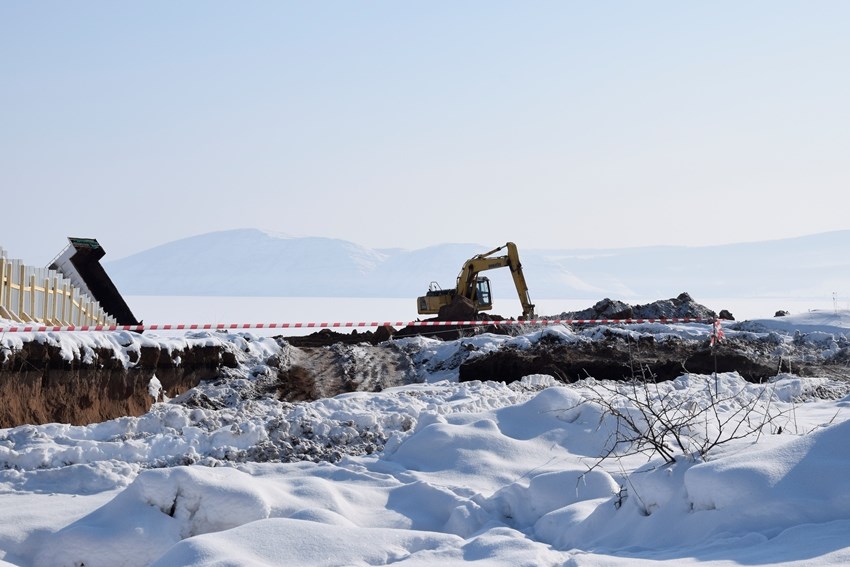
(18, 264, 25, 319)
(44, 277, 56, 325)
(8, 262, 14, 312)
(30, 274, 38, 321)
(76, 290, 83, 326)
(42, 277, 48, 323)
(69, 288, 76, 325)
(0, 257, 9, 320)
(0, 257, 6, 313)
(51, 276, 60, 324)
(62, 282, 71, 325)
(3, 262, 18, 322)
(18, 263, 25, 321)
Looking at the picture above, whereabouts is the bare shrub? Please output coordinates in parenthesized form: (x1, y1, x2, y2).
(585, 375, 791, 465)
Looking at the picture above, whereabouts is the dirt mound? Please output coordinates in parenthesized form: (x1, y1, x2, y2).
(546, 292, 718, 321)
(283, 327, 393, 347)
(458, 334, 782, 384)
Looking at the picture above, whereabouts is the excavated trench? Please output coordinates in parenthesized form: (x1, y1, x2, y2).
(2, 294, 848, 427)
(2, 329, 847, 428)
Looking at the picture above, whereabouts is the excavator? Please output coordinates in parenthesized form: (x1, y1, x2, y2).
(417, 242, 536, 321)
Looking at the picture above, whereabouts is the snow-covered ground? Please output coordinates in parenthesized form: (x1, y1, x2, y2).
(1, 312, 850, 566)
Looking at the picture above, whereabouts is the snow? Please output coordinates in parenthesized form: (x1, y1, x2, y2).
(1, 315, 850, 565)
(736, 309, 850, 336)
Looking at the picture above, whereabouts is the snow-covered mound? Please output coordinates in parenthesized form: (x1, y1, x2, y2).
(734, 309, 850, 336)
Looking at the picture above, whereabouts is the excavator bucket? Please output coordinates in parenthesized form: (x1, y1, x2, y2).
(437, 295, 477, 321)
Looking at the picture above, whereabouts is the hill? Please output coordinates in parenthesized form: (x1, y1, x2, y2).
(105, 229, 850, 300)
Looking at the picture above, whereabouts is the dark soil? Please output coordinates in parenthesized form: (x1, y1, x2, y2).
(546, 292, 720, 321)
(457, 335, 792, 384)
(0, 341, 232, 428)
(281, 294, 848, 390)
(283, 326, 395, 347)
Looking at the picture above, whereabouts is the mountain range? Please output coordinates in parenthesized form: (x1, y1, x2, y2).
(104, 229, 850, 301)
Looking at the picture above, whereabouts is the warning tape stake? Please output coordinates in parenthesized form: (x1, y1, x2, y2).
(0, 318, 711, 333)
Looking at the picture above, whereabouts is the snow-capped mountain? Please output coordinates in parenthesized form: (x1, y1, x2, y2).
(105, 228, 850, 300)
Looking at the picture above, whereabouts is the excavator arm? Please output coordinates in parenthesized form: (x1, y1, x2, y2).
(455, 242, 536, 319)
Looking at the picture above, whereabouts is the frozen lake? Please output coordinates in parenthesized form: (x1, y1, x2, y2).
(125, 295, 841, 336)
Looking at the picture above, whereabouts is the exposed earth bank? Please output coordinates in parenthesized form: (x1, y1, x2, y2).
(0, 339, 235, 428)
(2, 295, 848, 428)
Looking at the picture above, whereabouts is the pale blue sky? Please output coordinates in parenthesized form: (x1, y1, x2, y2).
(3, 2, 849, 263)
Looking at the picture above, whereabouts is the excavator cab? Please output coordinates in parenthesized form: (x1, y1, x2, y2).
(475, 277, 492, 311)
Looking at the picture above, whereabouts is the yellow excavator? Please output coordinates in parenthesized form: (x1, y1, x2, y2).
(417, 242, 536, 321)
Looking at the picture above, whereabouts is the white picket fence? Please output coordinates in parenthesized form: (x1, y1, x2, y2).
(0, 247, 117, 326)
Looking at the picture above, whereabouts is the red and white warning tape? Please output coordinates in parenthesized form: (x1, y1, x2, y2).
(0, 318, 710, 333)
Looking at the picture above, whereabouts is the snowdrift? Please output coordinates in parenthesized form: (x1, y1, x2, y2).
(1, 312, 849, 566)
